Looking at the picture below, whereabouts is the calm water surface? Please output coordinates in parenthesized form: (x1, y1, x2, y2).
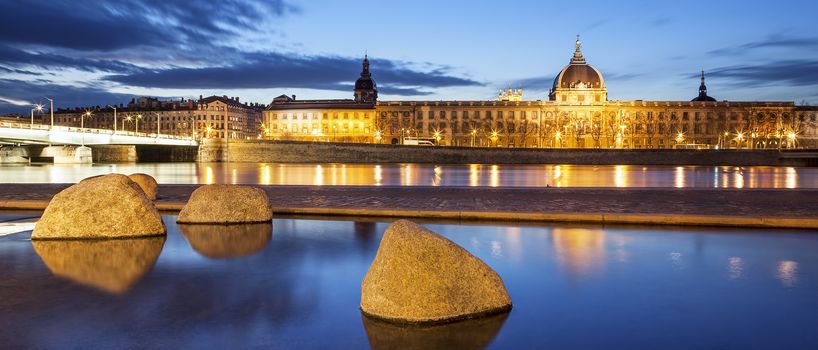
(1, 162, 816, 188)
(1, 215, 817, 349)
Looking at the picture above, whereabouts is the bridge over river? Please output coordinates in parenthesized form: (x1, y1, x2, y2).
(0, 122, 198, 164)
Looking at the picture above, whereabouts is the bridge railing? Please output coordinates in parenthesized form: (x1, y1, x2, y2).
(0, 121, 195, 141)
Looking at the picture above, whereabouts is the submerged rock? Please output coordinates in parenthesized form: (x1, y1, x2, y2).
(32, 174, 165, 239)
(177, 185, 273, 224)
(128, 173, 158, 200)
(361, 220, 512, 324)
(362, 312, 508, 350)
(179, 223, 272, 259)
(32, 237, 165, 294)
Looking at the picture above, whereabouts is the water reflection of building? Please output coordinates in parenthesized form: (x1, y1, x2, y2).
(32, 237, 165, 294)
(263, 37, 818, 149)
(551, 228, 606, 276)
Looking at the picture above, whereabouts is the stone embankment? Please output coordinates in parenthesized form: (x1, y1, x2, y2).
(6, 185, 818, 229)
(197, 139, 818, 166)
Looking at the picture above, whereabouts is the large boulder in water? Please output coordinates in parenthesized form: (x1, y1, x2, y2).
(177, 185, 272, 224)
(32, 237, 165, 294)
(128, 173, 158, 200)
(32, 174, 165, 239)
(179, 223, 272, 259)
(361, 220, 512, 324)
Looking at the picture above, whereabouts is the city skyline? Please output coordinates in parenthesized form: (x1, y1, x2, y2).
(2, 0, 818, 114)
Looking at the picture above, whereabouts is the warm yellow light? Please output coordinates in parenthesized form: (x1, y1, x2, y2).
(35, 104, 44, 112)
(787, 132, 797, 140)
(619, 124, 626, 130)
(555, 131, 562, 139)
(471, 129, 477, 135)
(724, 131, 729, 136)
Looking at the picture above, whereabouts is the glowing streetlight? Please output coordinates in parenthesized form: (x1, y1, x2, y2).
(433, 130, 442, 143)
(675, 132, 685, 144)
(107, 105, 118, 133)
(470, 129, 477, 147)
(80, 111, 92, 146)
(374, 130, 382, 143)
(135, 114, 142, 133)
(30, 103, 43, 127)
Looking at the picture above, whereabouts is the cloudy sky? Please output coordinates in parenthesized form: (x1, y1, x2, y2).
(1, 0, 818, 114)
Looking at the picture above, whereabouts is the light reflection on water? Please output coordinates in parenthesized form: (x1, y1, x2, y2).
(1, 215, 817, 348)
(2, 163, 818, 188)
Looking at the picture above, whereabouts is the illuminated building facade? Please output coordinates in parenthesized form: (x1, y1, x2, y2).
(48, 96, 264, 140)
(265, 38, 818, 149)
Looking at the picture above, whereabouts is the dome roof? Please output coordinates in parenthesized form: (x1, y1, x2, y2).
(552, 37, 605, 90)
(553, 64, 605, 90)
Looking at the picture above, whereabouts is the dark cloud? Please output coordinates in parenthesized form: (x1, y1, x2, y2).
(707, 60, 818, 87)
(104, 54, 482, 95)
(0, 0, 296, 51)
(708, 36, 818, 56)
(0, 0, 481, 103)
(0, 79, 138, 114)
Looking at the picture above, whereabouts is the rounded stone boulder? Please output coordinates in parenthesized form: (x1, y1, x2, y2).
(32, 174, 166, 239)
(176, 185, 273, 224)
(361, 220, 512, 324)
(128, 173, 158, 200)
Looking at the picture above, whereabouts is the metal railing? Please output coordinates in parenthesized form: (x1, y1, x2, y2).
(0, 121, 195, 141)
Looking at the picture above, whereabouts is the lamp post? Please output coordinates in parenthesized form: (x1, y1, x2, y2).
(470, 129, 477, 147)
(43, 97, 53, 128)
(80, 111, 91, 146)
(154, 112, 161, 138)
(31, 104, 43, 127)
(107, 105, 117, 133)
(135, 114, 142, 134)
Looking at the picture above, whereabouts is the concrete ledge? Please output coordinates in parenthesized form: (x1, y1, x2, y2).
(5, 199, 818, 229)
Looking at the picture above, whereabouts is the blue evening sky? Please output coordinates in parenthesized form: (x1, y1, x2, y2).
(1, 0, 817, 114)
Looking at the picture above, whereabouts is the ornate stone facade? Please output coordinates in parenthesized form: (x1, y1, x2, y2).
(264, 42, 818, 149)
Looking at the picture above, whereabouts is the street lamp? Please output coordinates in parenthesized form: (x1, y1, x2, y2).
(43, 97, 53, 128)
(470, 129, 477, 147)
(80, 111, 92, 146)
(154, 112, 161, 138)
(31, 103, 43, 127)
(107, 105, 117, 133)
(135, 114, 142, 134)
(374, 130, 382, 143)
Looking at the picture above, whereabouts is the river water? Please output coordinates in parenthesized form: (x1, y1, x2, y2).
(1, 215, 816, 349)
(1, 162, 816, 188)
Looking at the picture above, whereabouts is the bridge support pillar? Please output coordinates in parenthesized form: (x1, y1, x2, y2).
(0, 146, 30, 164)
(40, 145, 93, 164)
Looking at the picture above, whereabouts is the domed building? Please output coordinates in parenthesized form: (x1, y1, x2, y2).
(549, 36, 607, 104)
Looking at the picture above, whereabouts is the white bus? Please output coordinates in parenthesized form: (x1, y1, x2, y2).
(403, 137, 436, 146)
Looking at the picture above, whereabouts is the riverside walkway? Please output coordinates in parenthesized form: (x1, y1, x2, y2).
(1, 185, 817, 229)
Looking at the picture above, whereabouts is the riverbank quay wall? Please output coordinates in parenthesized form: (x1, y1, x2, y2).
(197, 139, 818, 166)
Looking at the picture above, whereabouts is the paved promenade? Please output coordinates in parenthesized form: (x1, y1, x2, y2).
(1, 184, 817, 229)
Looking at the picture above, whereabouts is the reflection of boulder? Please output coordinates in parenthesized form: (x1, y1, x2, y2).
(177, 185, 272, 224)
(128, 173, 158, 200)
(361, 220, 511, 324)
(32, 174, 165, 239)
(362, 312, 508, 350)
(179, 223, 272, 259)
(32, 237, 165, 294)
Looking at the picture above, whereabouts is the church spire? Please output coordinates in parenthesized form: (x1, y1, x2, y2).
(692, 69, 717, 101)
(571, 35, 586, 64)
